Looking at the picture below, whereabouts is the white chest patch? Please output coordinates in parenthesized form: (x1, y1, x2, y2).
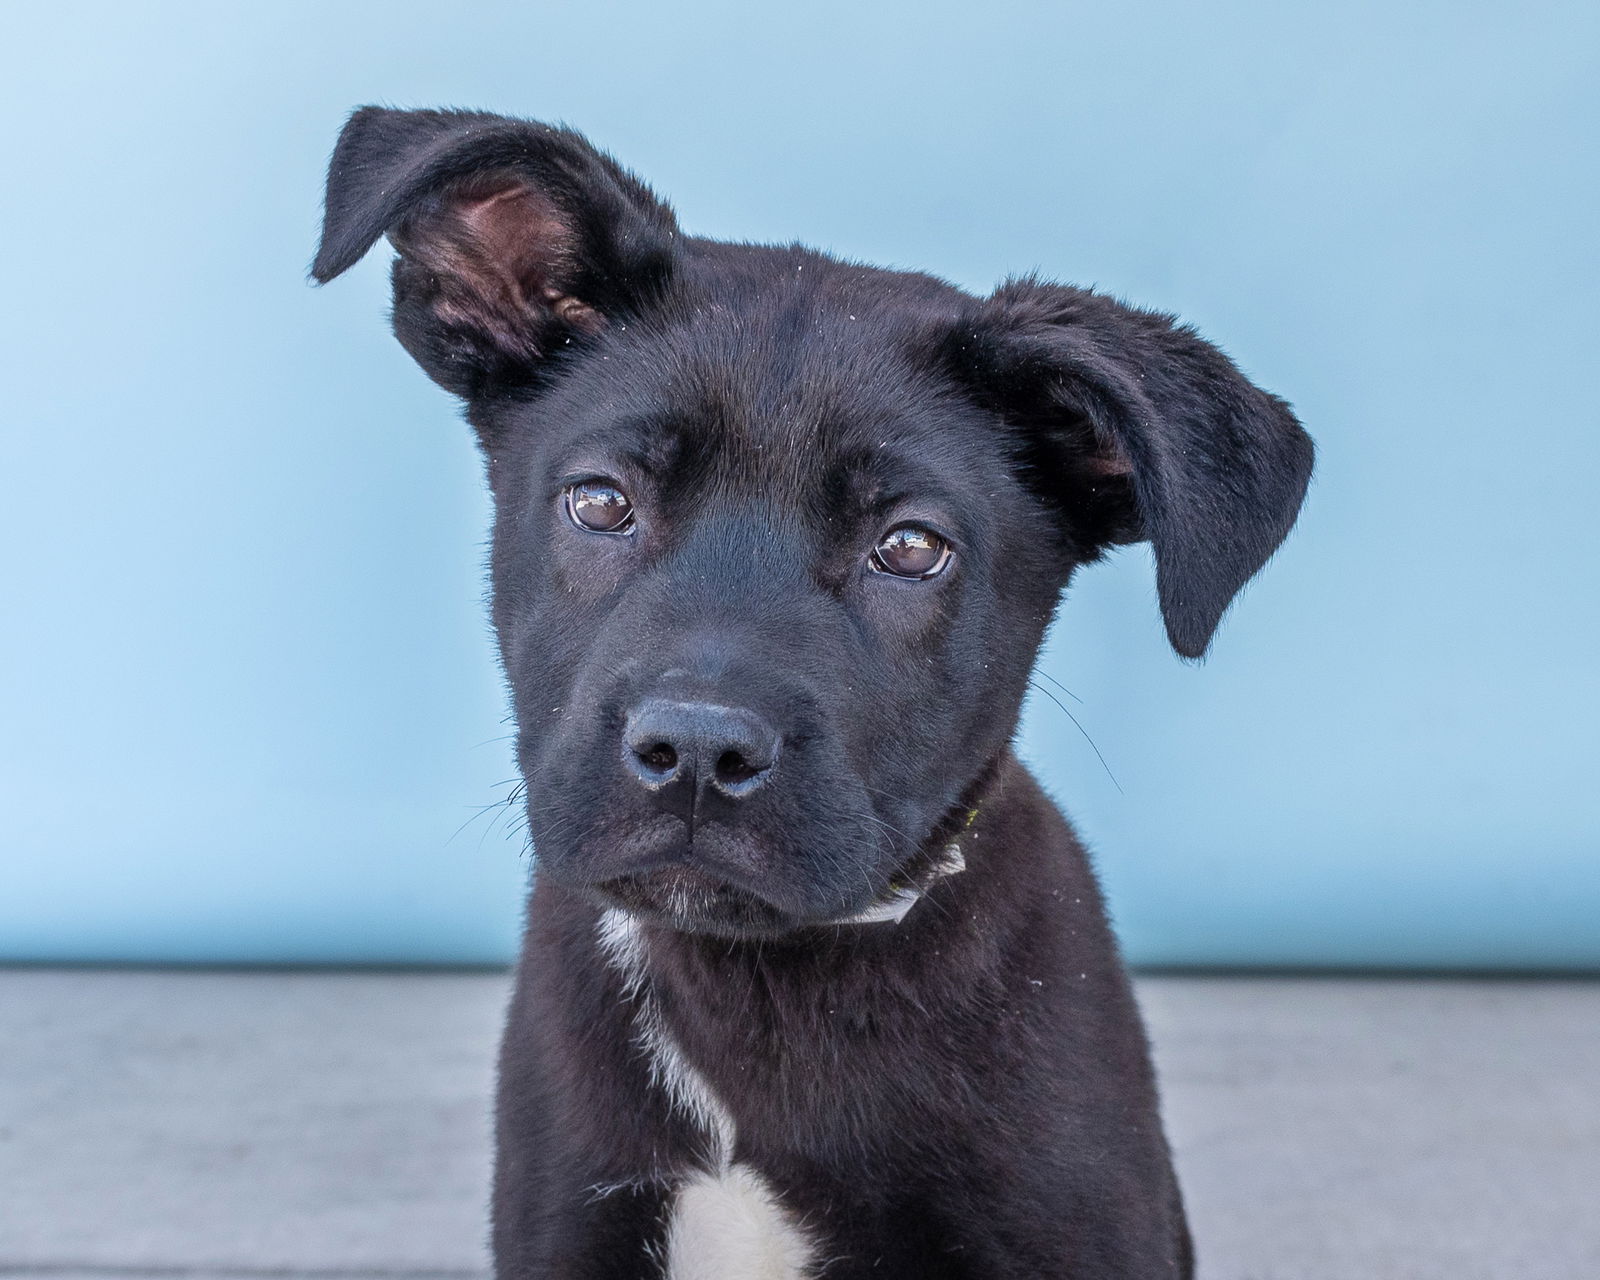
(666, 1163, 816, 1280)
(596, 909, 817, 1280)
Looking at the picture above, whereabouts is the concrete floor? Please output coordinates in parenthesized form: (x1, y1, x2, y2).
(1, 970, 1595, 1280)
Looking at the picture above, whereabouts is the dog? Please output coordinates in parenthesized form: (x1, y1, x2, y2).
(313, 106, 1312, 1279)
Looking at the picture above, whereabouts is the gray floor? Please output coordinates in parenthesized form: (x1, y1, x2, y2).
(1, 971, 1595, 1280)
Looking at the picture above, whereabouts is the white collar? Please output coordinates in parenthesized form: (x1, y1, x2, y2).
(828, 832, 970, 926)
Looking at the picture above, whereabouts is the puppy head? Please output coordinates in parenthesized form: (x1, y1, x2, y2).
(314, 108, 1313, 937)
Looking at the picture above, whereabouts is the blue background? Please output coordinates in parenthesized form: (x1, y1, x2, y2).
(3, 1, 1596, 967)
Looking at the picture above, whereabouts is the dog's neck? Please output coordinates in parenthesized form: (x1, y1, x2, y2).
(583, 752, 1078, 1114)
(825, 804, 979, 926)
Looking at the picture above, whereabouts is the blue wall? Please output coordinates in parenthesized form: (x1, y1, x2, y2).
(3, 1, 1596, 967)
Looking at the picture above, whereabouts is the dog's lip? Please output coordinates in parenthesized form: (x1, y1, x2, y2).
(595, 865, 793, 936)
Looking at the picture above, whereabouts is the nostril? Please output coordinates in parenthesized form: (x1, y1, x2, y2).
(640, 742, 678, 774)
(712, 738, 776, 797)
(715, 748, 760, 785)
(625, 738, 680, 788)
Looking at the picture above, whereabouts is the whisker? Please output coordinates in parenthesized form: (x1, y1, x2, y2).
(1033, 667, 1085, 704)
(858, 811, 912, 844)
(447, 796, 517, 845)
(449, 776, 537, 850)
(1027, 678, 1122, 794)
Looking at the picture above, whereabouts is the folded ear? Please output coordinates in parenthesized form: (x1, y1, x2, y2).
(312, 107, 678, 396)
(953, 279, 1313, 659)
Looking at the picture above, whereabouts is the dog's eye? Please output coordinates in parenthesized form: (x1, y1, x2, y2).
(565, 479, 635, 534)
(870, 524, 951, 579)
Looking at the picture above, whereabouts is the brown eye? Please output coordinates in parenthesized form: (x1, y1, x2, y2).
(565, 479, 635, 534)
(871, 524, 951, 579)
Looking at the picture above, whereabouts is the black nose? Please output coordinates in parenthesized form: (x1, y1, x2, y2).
(622, 699, 780, 798)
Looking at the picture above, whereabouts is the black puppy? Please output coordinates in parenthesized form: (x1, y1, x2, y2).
(314, 107, 1311, 1279)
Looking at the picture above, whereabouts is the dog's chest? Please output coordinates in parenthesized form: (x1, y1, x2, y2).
(666, 1164, 816, 1280)
(597, 910, 818, 1280)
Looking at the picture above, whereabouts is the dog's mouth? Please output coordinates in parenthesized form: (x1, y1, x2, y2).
(595, 865, 793, 938)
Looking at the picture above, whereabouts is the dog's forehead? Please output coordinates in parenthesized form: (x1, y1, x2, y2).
(572, 272, 999, 512)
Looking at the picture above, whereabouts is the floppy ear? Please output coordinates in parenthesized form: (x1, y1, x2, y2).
(312, 107, 678, 397)
(954, 279, 1313, 659)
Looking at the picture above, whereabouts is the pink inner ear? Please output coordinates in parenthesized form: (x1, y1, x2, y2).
(456, 184, 575, 302)
(1081, 448, 1134, 479)
(1064, 416, 1135, 480)
(394, 177, 605, 356)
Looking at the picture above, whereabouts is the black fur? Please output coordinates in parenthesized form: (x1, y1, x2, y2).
(313, 107, 1312, 1278)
